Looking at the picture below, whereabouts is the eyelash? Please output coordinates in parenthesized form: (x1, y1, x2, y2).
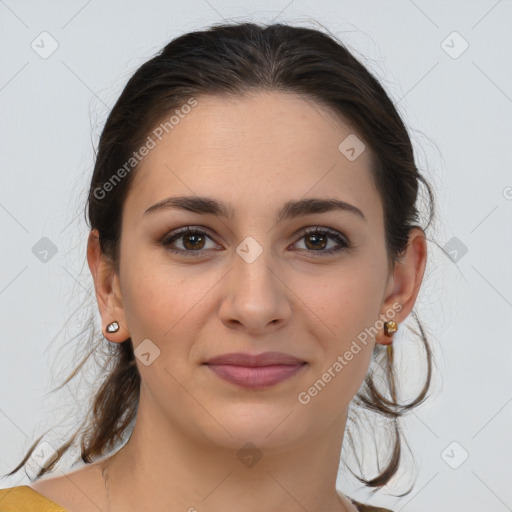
(161, 226, 350, 257)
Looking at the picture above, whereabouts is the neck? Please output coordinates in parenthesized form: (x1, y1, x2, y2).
(99, 389, 356, 512)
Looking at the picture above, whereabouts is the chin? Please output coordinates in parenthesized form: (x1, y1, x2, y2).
(209, 404, 309, 449)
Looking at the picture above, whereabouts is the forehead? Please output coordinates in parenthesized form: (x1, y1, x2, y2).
(123, 91, 382, 225)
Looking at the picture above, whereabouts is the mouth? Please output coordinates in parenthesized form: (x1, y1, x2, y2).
(203, 352, 307, 390)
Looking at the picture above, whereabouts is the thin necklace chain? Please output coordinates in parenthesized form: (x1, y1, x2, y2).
(101, 462, 112, 512)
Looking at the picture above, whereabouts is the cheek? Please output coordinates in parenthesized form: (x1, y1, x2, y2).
(301, 264, 385, 348)
(294, 264, 384, 405)
(119, 250, 216, 351)
(118, 243, 173, 341)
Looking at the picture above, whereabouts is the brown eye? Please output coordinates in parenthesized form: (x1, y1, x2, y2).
(304, 232, 328, 251)
(162, 227, 218, 255)
(292, 227, 350, 255)
(161, 225, 350, 257)
(181, 232, 206, 250)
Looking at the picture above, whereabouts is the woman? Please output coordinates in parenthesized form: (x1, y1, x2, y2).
(1, 21, 434, 512)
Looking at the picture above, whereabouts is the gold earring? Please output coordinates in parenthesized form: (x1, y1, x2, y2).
(384, 320, 398, 337)
(106, 321, 120, 334)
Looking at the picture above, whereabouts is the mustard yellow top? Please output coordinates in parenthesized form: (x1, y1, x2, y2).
(0, 485, 394, 512)
(0, 486, 67, 511)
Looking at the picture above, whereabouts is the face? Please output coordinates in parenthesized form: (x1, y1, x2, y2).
(98, 91, 401, 451)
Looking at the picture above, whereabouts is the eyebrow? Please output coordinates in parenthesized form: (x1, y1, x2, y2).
(143, 195, 366, 222)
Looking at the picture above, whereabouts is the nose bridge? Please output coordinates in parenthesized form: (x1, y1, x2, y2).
(218, 232, 291, 331)
(232, 233, 277, 297)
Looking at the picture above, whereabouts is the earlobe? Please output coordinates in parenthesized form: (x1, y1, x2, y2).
(87, 229, 130, 343)
(375, 228, 427, 346)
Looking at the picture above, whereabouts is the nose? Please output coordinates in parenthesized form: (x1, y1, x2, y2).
(217, 242, 292, 335)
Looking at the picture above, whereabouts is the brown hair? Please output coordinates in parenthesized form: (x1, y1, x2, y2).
(5, 21, 436, 494)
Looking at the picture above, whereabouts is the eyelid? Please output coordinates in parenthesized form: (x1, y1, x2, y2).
(160, 225, 219, 247)
(160, 224, 351, 256)
(299, 226, 350, 245)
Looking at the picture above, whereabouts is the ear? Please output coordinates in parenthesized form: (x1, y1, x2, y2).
(87, 229, 130, 343)
(375, 227, 428, 345)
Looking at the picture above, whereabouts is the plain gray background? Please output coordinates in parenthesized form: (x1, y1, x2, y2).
(1, 1, 511, 511)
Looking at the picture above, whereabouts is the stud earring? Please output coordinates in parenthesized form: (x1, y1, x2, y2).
(106, 321, 120, 334)
(384, 320, 398, 337)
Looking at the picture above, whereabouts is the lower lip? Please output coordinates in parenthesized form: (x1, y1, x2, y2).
(206, 363, 306, 389)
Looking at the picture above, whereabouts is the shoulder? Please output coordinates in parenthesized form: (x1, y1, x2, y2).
(22, 462, 110, 512)
(0, 462, 106, 512)
(0, 485, 67, 511)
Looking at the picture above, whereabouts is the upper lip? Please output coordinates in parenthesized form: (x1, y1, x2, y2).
(204, 351, 306, 367)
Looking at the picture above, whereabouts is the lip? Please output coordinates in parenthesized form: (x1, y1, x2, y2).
(204, 351, 307, 389)
(205, 351, 306, 366)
